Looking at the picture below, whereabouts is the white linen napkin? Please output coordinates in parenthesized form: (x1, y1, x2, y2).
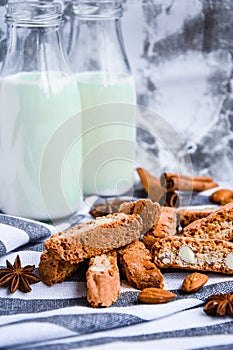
(0, 214, 52, 257)
(0, 195, 98, 257)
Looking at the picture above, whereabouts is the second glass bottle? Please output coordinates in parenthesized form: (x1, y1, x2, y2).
(69, 0, 136, 196)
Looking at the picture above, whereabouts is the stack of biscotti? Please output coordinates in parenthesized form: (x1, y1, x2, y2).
(39, 212, 143, 285)
(39, 198, 233, 307)
(152, 202, 233, 274)
(39, 199, 164, 307)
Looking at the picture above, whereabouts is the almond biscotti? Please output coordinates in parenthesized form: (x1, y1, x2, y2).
(38, 250, 78, 286)
(152, 236, 233, 274)
(119, 199, 161, 234)
(44, 213, 142, 264)
(177, 206, 218, 228)
(143, 207, 177, 250)
(182, 202, 233, 241)
(86, 251, 120, 307)
(118, 240, 164, 289)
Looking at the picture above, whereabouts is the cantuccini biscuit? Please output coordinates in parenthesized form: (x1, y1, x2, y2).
(152, 236, 233, 274)
(177, 206, 218, 228)
(119, 199, 161, 234)
(86, 251, 120, 307)
(44, 213, 142, 264)
(38, 250, 78, 286)
(143, 207, 177, 250)
(118, 240, 164, 289)
(182, 202, 233, 241)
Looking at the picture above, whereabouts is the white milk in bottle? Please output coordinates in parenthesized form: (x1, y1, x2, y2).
(76, 72, 136, 195)
(0, 3, 82, 219)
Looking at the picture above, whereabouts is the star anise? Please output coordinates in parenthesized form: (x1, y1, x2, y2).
(204, 293, 233, 317)
(90, 198, 126, 218)
(0, 255, 40, 293)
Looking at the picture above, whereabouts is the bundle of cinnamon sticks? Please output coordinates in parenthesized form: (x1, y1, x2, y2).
(160, 173, 218, 192)
(137, 168, 218, 208)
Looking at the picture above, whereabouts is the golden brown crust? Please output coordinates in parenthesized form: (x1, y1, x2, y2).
(143, 207, 177, 250)
(38, 250, 78, 286)
(143, 233, 159, 251)
(45, 213, 143, 264)
(182, 202, 233, 241)
(119, 199, 161, 234)
(118, 240, 164, 289)
(154, 207, 177, 236)
(152, 236, 233, 274)
(86, 251, 120, 307)
(177, 207, 218, 228)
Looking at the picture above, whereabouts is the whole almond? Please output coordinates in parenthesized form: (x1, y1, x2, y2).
(210, 189, 233, 205)
(138, 287, 176, 304)
(182, 272, 208, 293)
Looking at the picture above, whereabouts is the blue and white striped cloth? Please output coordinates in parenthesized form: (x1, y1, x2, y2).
(0, 215, 51, 257)
(0, 191, 233, 350)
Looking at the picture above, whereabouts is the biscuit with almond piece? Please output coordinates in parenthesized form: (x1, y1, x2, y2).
(152, 236, 233, 274)
(44, 213, 143, 264)
(87, 251, 120, 307)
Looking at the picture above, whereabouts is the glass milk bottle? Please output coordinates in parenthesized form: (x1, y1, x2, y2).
(69, 0, 136, 196)
(0, 2, 83, 220)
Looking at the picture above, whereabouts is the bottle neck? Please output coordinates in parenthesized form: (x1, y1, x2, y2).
(69, 16, 131, 76)
(2, 23, 69, 76)
(3, 1, 66, 75)
(73, 0, 123, 20)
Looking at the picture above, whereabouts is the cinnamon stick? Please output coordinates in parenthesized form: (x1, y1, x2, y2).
(136, 168, 181, 207)
(137, 168, 165, 202)
(160, 173, 218, 192)
(161, 173, 214, 184)
(158, 191, 181, 208)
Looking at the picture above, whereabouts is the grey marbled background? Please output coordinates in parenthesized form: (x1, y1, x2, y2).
(0, 0, 232, 182)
